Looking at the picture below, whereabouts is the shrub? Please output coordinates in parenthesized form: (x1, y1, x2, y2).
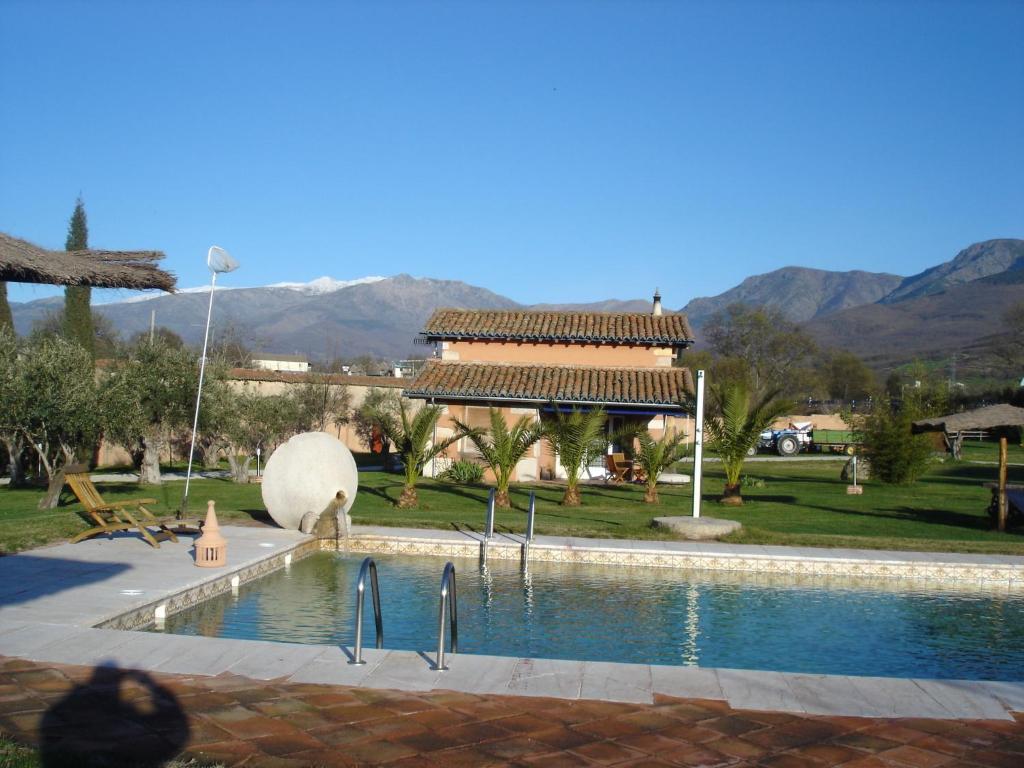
(439, 459, 485, 484)
(860, 398, 933, 484)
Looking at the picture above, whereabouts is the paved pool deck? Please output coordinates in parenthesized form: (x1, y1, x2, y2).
(0, 524, 1021, 728)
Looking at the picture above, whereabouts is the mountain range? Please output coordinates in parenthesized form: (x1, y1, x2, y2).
(9, 238, 1024, 374)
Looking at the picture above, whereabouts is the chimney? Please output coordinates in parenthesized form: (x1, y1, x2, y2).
(652, 288, 663, 317)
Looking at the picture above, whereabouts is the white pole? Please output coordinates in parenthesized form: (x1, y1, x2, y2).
(181, 272, 218, 516)
(691, 369, 705, 519)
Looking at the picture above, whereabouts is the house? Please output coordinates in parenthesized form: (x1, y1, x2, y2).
(251, 353, 310, 373)
(405, 293, 695, 480)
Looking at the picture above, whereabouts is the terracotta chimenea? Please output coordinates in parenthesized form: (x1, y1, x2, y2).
(194, 500, 227, 567)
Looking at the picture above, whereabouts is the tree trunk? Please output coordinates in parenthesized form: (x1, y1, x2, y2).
(560, 485, 581, 506)
(38, 467, 66, 510)
(1, 435, 25, 488)
(720, 483, 744, 506)
(0, 281, 12, 331)
(643, 483, 659, 504)
(397, 485, 418, 508)
(140, 434, 164, 485)
(227, 453, 252, 484)
(495, 488, 511, 508)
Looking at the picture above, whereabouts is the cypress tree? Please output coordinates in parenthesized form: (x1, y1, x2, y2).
(0, 282, 12, 332)
(63, 197, 94, 358)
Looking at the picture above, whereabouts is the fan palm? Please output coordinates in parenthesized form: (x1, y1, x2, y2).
(365, 401, 470, 508)
(452, 409, 542, 507)
(703, 382, 790, 505)
(543, 406, 607, 506)
(616, 427, 690, 504)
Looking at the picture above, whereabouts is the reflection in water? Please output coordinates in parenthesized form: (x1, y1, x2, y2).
(680, 583, 700, 666)
(156, 552, 1024, 681)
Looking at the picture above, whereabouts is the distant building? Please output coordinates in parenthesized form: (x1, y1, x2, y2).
(405, 293, 695, 480)
(251, 353, 310, 373)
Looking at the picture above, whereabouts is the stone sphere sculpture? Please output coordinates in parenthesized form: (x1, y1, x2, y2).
(261, 432, 359, 531)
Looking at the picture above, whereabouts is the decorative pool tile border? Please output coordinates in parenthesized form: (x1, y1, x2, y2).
(339, 535, 1024, 587)
(96, 538, 321, 631)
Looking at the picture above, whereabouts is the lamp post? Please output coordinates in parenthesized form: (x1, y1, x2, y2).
(180, 246, 239, 518)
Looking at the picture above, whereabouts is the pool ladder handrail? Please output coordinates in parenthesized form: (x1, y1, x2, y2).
(434, 561, 458, 670)
(350, 556, 383, 665)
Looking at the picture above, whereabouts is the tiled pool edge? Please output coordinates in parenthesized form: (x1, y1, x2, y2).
(96, 537, 322, 631)
(337, 527, 1024, 586)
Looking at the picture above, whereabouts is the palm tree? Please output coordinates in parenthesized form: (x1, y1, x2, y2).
(543, 406, 607, 506)
(616, 426, 690, 504)
(452, 408, 543, 508)
(366, 401, 470, 508)
(704, 382, 790, 505)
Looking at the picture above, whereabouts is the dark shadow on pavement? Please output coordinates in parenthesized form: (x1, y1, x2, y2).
(40, 662, 189, 767)
(0, 556, 130, 607)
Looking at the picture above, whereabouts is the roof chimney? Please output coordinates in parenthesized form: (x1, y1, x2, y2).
(652, 288, 663, 317)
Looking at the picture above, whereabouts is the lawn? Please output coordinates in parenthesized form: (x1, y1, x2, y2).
(1, 447, 1022, 555)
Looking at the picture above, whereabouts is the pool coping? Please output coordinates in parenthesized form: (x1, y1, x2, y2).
(345, 525, 1024, 586)
(0, 525, 1022, 721)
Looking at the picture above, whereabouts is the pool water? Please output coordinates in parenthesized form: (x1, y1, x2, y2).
(155, 552, 1024, 680)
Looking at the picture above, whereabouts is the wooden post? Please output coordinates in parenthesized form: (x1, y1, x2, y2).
(998, 435, 1008, 533)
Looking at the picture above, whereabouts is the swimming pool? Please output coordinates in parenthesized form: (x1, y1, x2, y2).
(155, 552, 1024, 681)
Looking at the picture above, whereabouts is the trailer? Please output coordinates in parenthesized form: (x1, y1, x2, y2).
(811, 428, 859, 455)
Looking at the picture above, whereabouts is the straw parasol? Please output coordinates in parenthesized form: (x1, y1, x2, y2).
(0, 231, 176, 291)
(913, 403, 1024, 531)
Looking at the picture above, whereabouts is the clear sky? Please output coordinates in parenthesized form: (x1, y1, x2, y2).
(2, 0, 1021, 307)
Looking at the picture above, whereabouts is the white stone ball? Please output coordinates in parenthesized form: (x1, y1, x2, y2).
(261, 432, 359, 530)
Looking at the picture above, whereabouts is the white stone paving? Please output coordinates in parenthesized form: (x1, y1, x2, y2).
(0, 525, 1019, 720)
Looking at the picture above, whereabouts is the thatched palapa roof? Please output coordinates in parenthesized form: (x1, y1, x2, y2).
(912, 403, 1024, 433)
(0, 232, 176, 291)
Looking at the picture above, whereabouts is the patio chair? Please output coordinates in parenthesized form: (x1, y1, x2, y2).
(65, 465, 179, 548)
(605, 453, 631, 483)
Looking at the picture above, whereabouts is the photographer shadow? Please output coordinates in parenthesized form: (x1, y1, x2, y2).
(40, 662, 189, 767)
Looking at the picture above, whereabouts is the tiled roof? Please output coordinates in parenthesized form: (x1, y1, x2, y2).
(421, 309, 694, 346)
(406, 361, 693, 408)
(228, 369, 406, 388)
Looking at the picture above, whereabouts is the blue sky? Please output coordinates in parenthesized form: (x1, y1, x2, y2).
(2, 0, 1021, 307)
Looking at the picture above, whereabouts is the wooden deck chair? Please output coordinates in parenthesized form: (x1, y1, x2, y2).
(65, 465, 179, 548)
(605, 453, 631, 483)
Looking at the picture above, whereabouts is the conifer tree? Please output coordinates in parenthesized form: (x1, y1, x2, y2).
(0, 282, 12, 332)
(63, 198, 94, 358)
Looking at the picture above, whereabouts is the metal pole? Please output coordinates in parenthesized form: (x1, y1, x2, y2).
(691, 369, 705, 519)
(181, 272, 218, 518)
(435, 562, 457, 670)
(351, 557, 383, 664)
(526, 491, 536, 541)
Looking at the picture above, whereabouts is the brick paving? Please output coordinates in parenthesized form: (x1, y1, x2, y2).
(0, 657, 1021, 767)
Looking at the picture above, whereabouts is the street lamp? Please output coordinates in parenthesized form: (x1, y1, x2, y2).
(180, 246, 239, 518)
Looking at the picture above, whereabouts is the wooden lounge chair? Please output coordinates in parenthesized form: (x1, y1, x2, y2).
(605, 453, 632, 483)
(65, 465, 179, 548)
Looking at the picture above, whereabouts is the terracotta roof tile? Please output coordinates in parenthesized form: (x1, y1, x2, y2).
(405, 361, 693, 408)
(421, 309, 694, 346)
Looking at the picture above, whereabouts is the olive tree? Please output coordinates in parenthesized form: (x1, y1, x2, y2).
(0, 329, 29, 487)
(18, 336, 128, 508)
(107, 339, 201, 485)
(288, 374, 351, 434)
(220, 392, 294, 483)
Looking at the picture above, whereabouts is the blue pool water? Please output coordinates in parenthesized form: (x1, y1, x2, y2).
(156, 552, 1024, 680)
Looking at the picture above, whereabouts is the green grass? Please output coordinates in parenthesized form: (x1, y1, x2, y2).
(1, 452, 1022, 555)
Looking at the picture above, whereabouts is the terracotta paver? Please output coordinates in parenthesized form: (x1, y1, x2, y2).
(0, 656, 1021, 767)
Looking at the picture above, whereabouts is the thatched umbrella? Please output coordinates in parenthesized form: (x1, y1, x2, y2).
(0, 232, 176, 291)
(913, 403, 1024, 532)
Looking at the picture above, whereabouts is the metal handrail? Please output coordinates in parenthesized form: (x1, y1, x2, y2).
(434, 561, 458, 670)
(350, 557, 383, 664)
